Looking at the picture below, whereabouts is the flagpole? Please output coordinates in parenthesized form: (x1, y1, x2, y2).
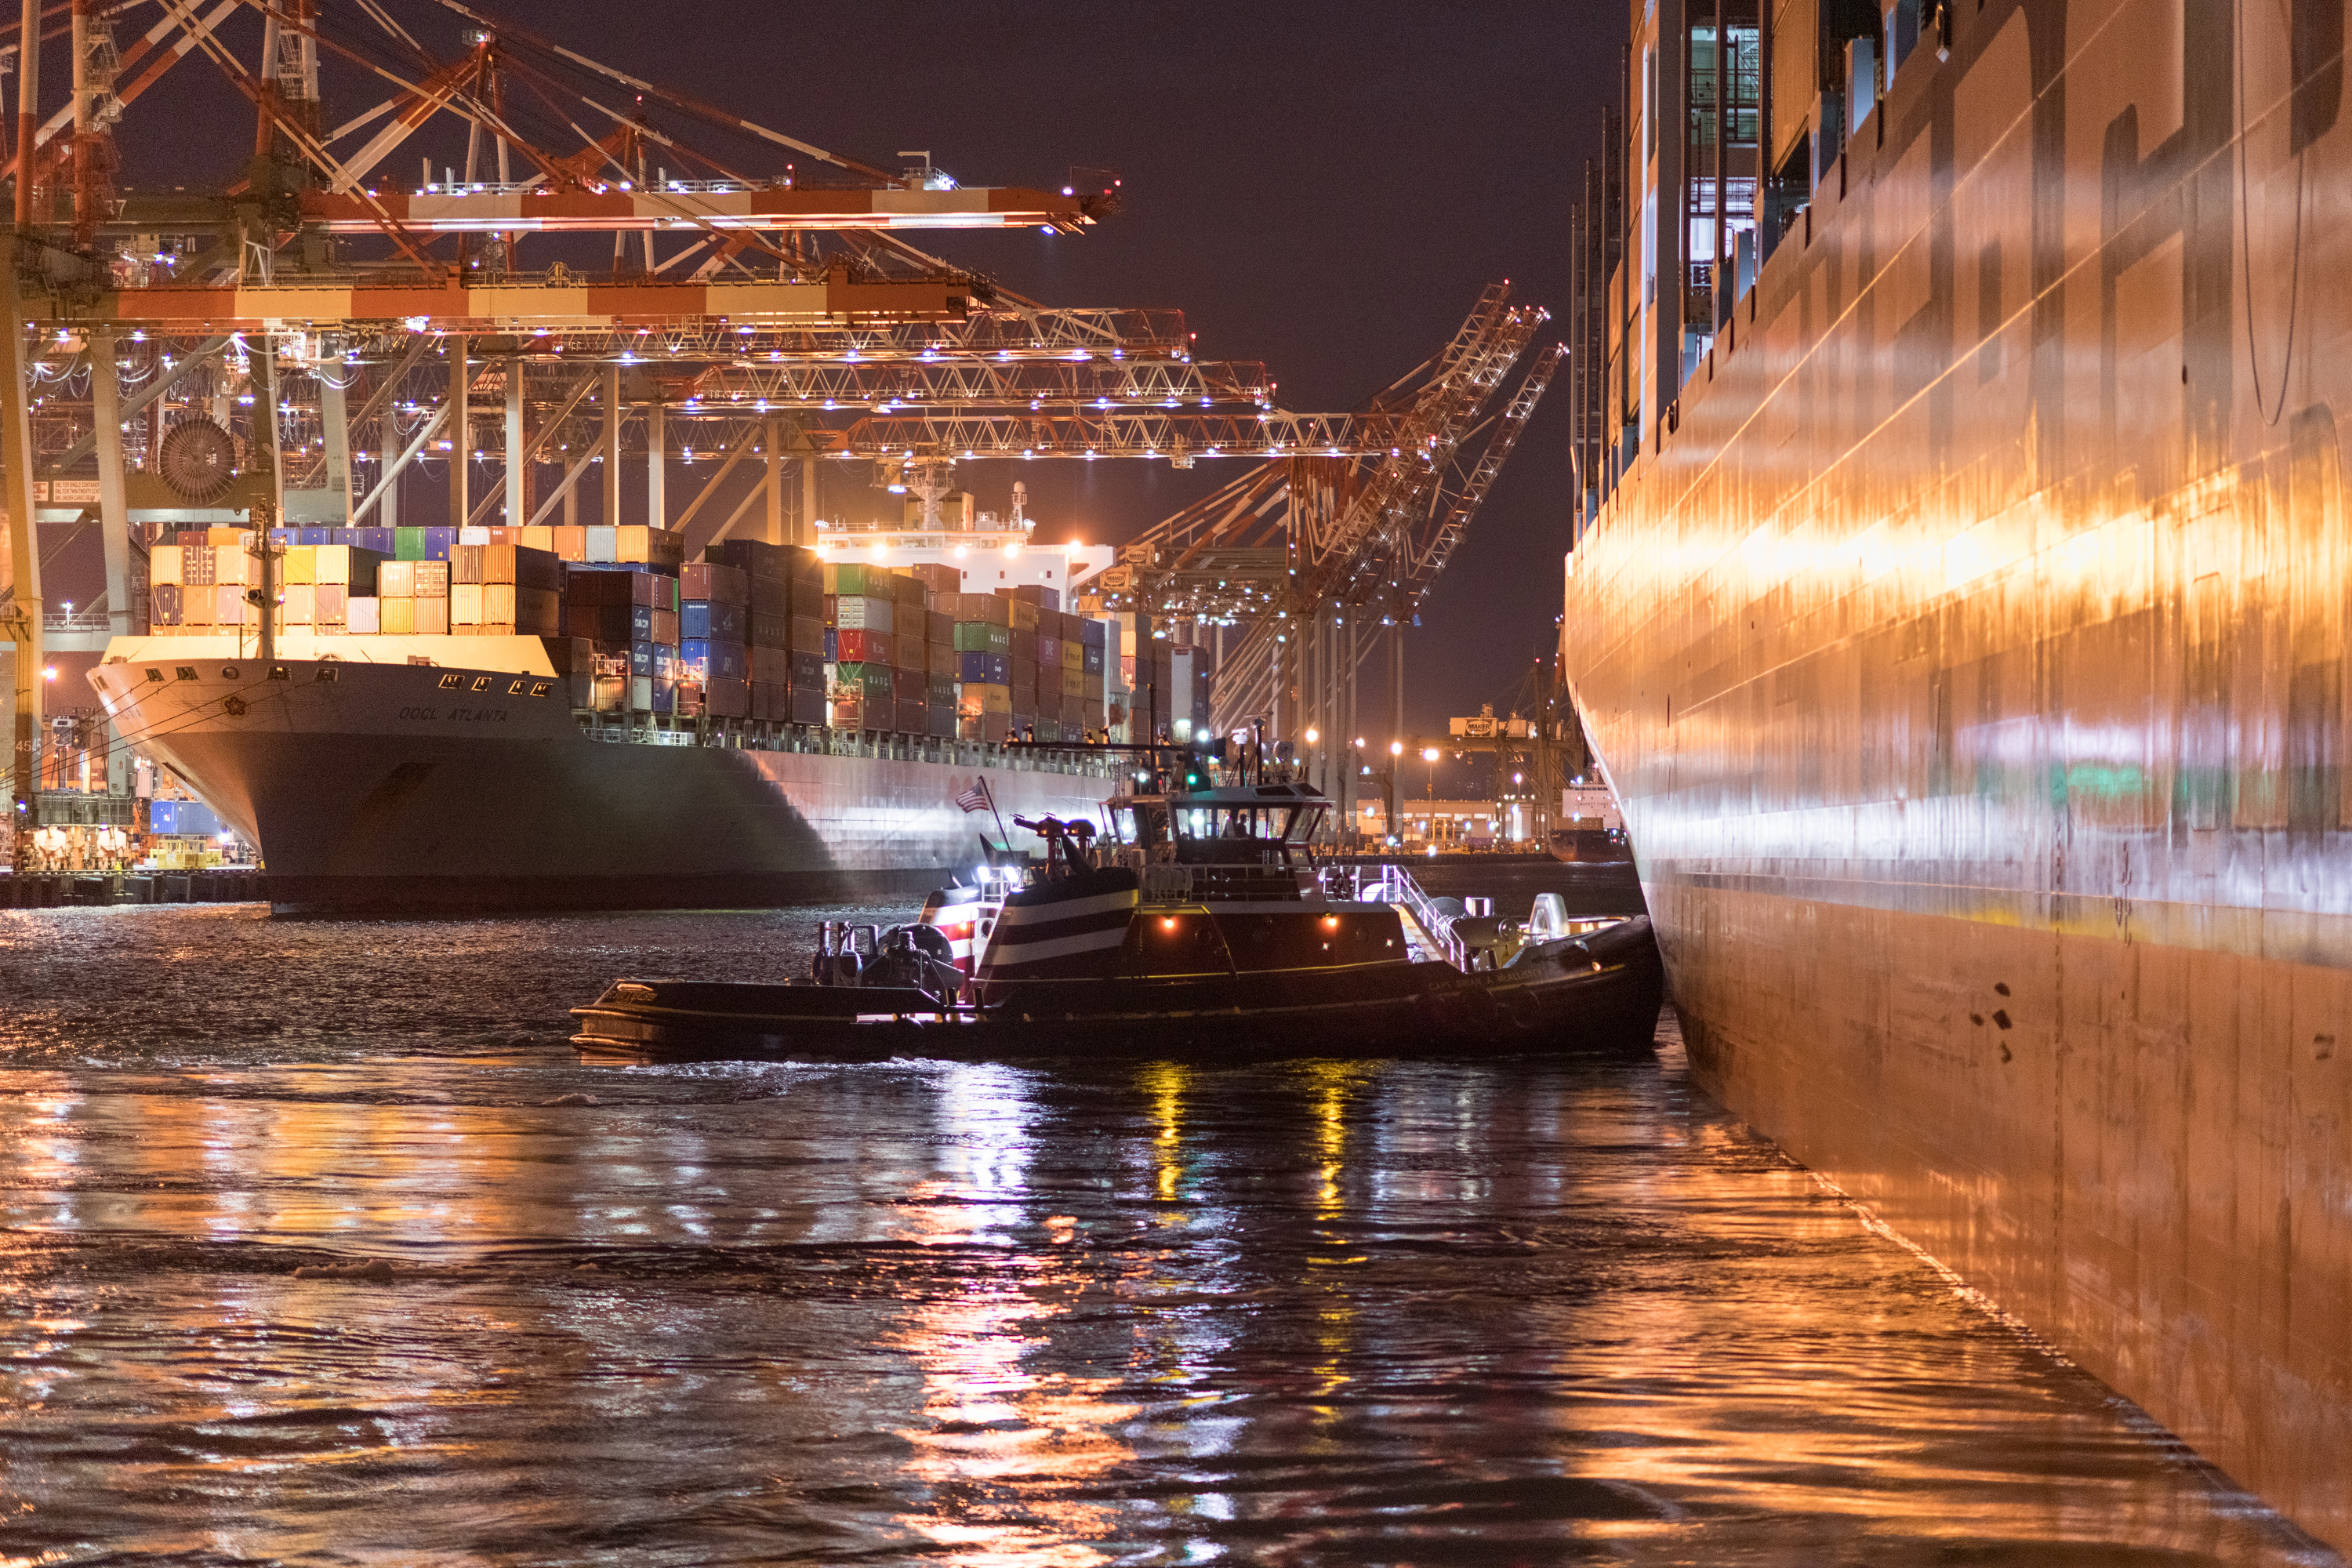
(984, 777, 1010, 858)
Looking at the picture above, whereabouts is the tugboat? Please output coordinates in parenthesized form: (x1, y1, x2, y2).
(570, 752, 1664, 1063)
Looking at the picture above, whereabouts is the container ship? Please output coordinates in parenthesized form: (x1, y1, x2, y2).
(93, 516, 1187, 913)
(1559, 0, 2352, 1548)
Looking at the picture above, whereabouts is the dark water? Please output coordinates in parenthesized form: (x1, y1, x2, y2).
(0, 905, 2336, 1566)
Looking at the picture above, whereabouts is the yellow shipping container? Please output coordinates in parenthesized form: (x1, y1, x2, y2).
(379, 596, 416, 635)
(519, 524, 555, 554)
(483, 583, 516, 622)
(151, 544, 183, 586)
(282, 545, 316, 585)
(314, 544, 352, 586)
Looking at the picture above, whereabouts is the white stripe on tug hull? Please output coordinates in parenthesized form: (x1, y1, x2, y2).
(985, 924, 1134, 966)
(992, 887, 1142, 926)
(979, 883, 1140, 979)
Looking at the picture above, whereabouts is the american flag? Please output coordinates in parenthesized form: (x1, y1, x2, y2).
(954, 778, 994, 815)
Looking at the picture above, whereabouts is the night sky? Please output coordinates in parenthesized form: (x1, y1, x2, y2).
(107, 0, 1622, 757)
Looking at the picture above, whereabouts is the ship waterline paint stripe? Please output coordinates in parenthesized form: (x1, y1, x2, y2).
(1642, 862, 2352, 971)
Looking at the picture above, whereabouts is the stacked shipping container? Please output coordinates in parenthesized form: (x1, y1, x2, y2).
(143, 524, 1142, 742)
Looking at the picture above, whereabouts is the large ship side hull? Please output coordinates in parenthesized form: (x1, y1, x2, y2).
(92, 650, 1118, 914)
(1563, 0, 2352, 1546)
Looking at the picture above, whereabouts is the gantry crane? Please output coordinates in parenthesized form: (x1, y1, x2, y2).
(1085, 284, 1559, 827)
(1, 1, 1563, 863)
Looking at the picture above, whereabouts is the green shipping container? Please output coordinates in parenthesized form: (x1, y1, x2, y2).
(953, 621, 1013, 654)
(832, 659, 894, 702)
(394, 527, 427, 561)
(830, 561, 896, 597)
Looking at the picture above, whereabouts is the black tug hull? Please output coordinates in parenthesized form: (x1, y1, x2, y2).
(570, 917, 1665, 1064)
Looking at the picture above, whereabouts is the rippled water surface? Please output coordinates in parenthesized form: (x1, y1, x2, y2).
(0, 904, 2336, 1565)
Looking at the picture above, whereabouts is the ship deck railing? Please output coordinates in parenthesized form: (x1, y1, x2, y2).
(572, 709, 1125, 778)
(1374, 862, 1470, 970)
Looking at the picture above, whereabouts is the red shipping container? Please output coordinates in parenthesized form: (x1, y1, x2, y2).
(837, 628, 892, 665)
(908, 561, 960, 598)
(681, 561, 750, 606)
(706, 675, 750, 719)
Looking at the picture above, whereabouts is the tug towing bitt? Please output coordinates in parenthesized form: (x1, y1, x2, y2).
(571, 771, 1664, 1063)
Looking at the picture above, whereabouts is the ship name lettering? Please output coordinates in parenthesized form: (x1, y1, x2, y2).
(447, 707, 508, 723)
(397, 706, 437, 720)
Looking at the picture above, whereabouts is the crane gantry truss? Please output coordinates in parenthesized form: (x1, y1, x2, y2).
(3, 0, 1562, 856)
(1088, 284, 1558, 751)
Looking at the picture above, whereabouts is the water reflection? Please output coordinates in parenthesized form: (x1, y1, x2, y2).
(0, 908, 2336, 1564)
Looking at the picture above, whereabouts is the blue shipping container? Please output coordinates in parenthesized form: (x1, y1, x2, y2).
(678, 638, 746, 681)
(958, 650, 1011, 685)
(823, 627, 837, 662)
(681, 600, 746, 642)
(629, 639, 655, 677)
(150, 800, 221, 837)
(420, 527, 455, 561)
(354, 527, 394, 556)
(297, 526, 331, 546)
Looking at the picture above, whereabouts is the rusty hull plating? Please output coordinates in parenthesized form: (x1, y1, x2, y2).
(1563, 0, 2352, 1548)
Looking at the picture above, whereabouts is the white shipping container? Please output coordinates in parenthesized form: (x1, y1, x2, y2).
(459, 525, 492, 546)
(314, 544, 351, 585)
(586, 526, 619, 563)
(835, 593, 894, 633)
(450, 583, 483, 625)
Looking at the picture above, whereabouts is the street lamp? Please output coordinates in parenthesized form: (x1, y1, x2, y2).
(1421, 745, 1440, 808)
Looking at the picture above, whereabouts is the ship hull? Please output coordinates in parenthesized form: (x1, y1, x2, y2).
(90, 644, 1119, 915)
(1563, 0, 2352, 1547)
